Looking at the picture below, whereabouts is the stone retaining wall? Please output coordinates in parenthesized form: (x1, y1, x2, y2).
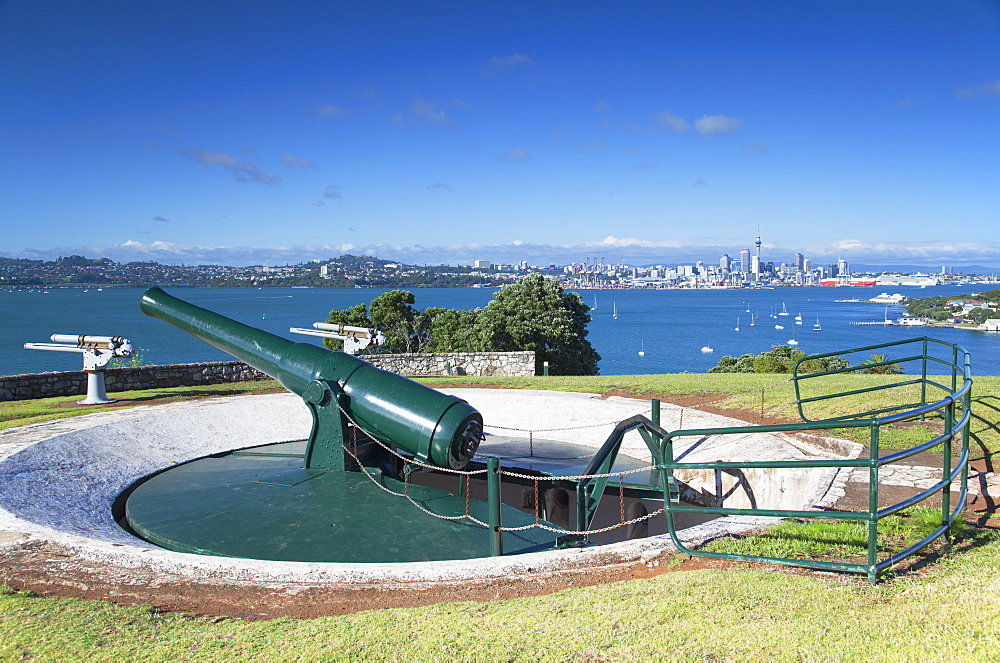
(365, 351, 535, 377)
(0, 351, 535, 401)
(0, 361, 270, 402)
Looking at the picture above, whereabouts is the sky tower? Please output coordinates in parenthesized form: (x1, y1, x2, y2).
(755, 231, 762, 257)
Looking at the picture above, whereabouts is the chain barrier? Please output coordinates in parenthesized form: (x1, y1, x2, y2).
(320, 378, 794, 538)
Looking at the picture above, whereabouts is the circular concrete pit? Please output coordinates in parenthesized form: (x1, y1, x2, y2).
(0, 389, 862, 602)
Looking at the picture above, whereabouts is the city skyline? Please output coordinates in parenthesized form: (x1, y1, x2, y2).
(2, 1, 999, 269)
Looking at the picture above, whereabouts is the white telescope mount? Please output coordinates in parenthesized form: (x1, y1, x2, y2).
(288, 322, 386, 356)
(24, 334, 136, 404)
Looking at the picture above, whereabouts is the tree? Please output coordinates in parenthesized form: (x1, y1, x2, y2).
(321, 277, 601, 374)
(708, 344, 851, 374)
(476, 274, 600, 375)
(423, 307, 485, 353)
(708, 353, 756, 373)
(858, 353, 903, 374)
(369, 290, 425, 353)
(321, 302, 371, 352)
(323, 290, 428, 353)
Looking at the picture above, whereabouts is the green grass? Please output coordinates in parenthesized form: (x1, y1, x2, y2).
(703, 507, 968, 561)
(0, 380, 283, 430)
(2, 373, 999, 660)
(4, 533, 1000, 661)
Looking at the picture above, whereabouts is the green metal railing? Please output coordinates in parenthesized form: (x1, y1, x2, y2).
(659, 337, 971, 584)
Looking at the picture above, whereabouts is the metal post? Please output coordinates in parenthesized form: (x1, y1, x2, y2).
(487, 456, 503, 556)
(543, 361, 549, 377)
(867, 420, 881, 585)
(942, 403, 953, 543)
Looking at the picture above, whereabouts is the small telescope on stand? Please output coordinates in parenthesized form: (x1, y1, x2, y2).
(288, 322, 386, 355)
(23, 334, 136, 404)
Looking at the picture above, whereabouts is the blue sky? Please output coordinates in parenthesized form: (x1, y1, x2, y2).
(2, 0, 998, 268)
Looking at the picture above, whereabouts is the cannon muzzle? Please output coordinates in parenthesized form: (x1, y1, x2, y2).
(140, 287, 482, 469)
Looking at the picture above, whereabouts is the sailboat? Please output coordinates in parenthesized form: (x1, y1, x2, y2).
(593, 295, 598, 310)
(794, 312, 803, 325)
(735, 317, 740, 331)
(813, 317, 822, 332)
(750, 312, 756, 327)
(613, 302, 618, 320)
(787, 336, 799, 346)
(638, 340, 645, 357)
(778, 302, 789, 316)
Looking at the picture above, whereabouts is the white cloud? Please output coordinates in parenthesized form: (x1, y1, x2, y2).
(486, 53, 534, 71)
(316, 104, 352, 118)
(8, 238, 1000, 270)
(889, 97, 916, 110)
(498, 148, 531, 163)
(957, 80, 1000, 99)
(178, 148, 281, 185)
(694, 115, 743, 136)
(282, 155, 316, 168)
(653, 110, 690, 133)
(412, 97, 458, 129)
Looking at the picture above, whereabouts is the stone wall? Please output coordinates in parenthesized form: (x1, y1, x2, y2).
(0, 351, 535, 401)
(0, 361, 269, 402)
(365, 351, 535, 377)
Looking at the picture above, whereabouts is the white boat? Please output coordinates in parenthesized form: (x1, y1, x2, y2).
(593, 295, 598, 310)
(778, 302, 789, 316)
(794, 312, 802, 324)
(613, 302, 618, 320)
(813, 317, 822, 331)
(735, 317, 740, 331)
(775, 324, 784, 330)
(638, 340, 645, 357)
(750, 312, 756, 327)
(787, 338, 799, 346)
(701, 346, 714, 353)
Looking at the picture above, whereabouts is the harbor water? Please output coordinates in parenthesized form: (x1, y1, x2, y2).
(2, 285, 998, 377)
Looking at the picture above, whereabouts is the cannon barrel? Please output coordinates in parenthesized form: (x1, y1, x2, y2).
(140, 287, 482, 469)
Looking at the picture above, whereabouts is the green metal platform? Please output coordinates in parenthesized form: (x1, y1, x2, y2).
(125, 441, 556, 563)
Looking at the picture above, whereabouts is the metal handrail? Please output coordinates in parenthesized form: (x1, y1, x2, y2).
(655, 336, 971, 584)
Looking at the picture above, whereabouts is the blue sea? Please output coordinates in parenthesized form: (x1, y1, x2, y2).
(2, 285, 997, 377)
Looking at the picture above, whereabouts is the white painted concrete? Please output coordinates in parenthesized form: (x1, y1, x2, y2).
(0, 390, 863, 584)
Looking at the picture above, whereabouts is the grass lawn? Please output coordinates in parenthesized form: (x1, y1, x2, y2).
(2, 373, 998, 661)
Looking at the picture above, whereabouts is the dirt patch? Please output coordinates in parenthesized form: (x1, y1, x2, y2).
(0, 546, 688, 620)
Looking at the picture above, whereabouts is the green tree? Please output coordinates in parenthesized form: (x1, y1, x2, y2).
(324, 290, 432, 354)
(423, 307, 485, 352)
(321, 302, 371, 352)
(708, 353, 756, 373)
(859, 353, 903, 374)
(476, 274, 600, 375)
(966, 307, 991, 324)
(709, 345, 849, 375)
(369, 290, 425, 353)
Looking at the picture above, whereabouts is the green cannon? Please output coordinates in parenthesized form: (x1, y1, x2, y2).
(140, 287, 483, 471)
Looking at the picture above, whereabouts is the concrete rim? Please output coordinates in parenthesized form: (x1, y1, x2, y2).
(0, 390, 858, 585)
